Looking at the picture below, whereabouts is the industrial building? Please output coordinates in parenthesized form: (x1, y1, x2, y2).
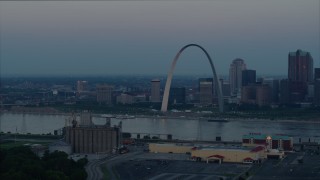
(149, 142, 285, 164)
(65, 112, 121, 154)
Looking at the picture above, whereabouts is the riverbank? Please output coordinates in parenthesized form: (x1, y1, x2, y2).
(2, 108, 320, 123)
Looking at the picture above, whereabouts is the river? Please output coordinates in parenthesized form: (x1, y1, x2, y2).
(1, 113, 319, 143)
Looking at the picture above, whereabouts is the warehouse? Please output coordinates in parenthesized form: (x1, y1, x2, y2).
(149, 143, 285, 163)
(191, 146, 266, 164)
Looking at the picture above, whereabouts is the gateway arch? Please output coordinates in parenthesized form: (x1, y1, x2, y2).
(161, 44, 224, 113)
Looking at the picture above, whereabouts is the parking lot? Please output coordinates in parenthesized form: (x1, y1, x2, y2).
(251, 149, 320, 180)
(114, 153, 251, 180)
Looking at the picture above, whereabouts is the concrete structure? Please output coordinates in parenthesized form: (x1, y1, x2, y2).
(80, 111, 92, 126)
(288, 49, 313, 83)
(169, 87, 186, 104)
(150, 79, 161, 102)
(229, 58, 246, 96)
(242, 133, 293, 151)
(96, 84, 113, 104)
(65, 126, 121, 154)
(65, 113, 121, 154)
(199, 78, 213, 105)
(242, 70, 256, 87)
(161, 44, 224, 113)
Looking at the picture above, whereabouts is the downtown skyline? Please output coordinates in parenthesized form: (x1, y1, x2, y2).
(0, 0, 319, 76)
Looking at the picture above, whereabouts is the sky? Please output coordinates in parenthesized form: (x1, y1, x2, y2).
(0, 0, 319, 77)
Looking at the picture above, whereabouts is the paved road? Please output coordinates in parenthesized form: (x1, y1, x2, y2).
(86, 154, 118, 180)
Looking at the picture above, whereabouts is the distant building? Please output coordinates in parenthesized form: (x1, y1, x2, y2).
(242, 70, 256, 87)
(229, 58, 246, 96)
(77, 80, 88, 93)
(219, 79, 231, 101)
(241, 85, 256, 104)
(279, 79, 291, 105)
(150, 79, 161, 102)
(199, 78, 213, 105)
(116, 93, 134, 104)
(314, 79, 320, 106)
(96, 84, 113, 104)
(169, 87, 186, 104)
(288, 49, 313, 83)
(315, 68, 320, 80)
(256, 85, 272, 107)
(263, 79, 279, 103)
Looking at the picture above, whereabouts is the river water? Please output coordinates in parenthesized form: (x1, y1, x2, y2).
(1, 113, 319, 143)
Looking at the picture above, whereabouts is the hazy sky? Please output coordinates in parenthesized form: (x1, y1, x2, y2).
(0, 0, 319, 77)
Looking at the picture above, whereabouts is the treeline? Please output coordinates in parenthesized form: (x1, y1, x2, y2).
(0, 146, 87, 180)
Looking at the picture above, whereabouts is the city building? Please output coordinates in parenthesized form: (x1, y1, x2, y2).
(169, 87, 186, 104)
(242, 70, 256, 87)
(288, 49, 313, 83)
(229, 58, 247, 96)
(199, 78, 213, 105)
(263, 79, 279, 103)
(241, 85, 256, 104)
(116, 93, 134, 104)
(242, 133, 293, 151)
(315, 68, 320, 80)
(314, 79, 320, 106)
(77, 80, 88, 93)
(219, 79, 231, 101)
(96, 84, 113, 104)
(65, 114, 121, 154)
(279, 79, 291, 105)
(256, 85, 272, 107)
(150, 79, 161, 102)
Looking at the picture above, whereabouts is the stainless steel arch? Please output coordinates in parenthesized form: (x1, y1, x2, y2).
(161, 44, 224, 113)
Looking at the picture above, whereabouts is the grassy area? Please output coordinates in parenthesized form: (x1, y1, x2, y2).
(0, 140, 51, 150)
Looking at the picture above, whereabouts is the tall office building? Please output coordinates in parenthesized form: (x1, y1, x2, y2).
(256, 85, 272, 107)
(315, 68, 320, 80)
(199, 78, 213, 105)
(229, 58, 247, 96)
(314, 79, 320, 106)
(96, 84, 113, 105)
(242, 70, 256, 86)
(288, 49, 313, 82)
(169, 87, 186, 104)
(263, 79, 280, 103)
(150, 79, 161, 102)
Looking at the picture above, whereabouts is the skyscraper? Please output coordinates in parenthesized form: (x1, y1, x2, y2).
(229, 58, 246, 96)
(150, 79, 161, 102)
(242, 70, 256, 86)
(315, 68, 320, 80)
(77, 80, 88, 93)
(288, 49, 313, 82)
(199, 78, 213, 105)
(169, 87, 186, 104)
